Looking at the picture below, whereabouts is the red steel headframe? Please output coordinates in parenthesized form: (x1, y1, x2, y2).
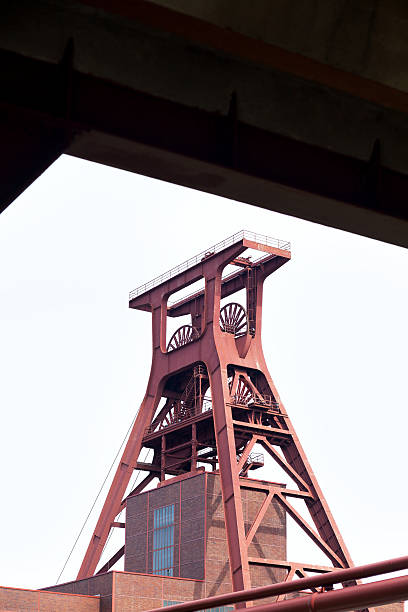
(77, 231, 355, 596)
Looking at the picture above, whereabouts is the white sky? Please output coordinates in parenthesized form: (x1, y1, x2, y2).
(0, 155, 407, 591)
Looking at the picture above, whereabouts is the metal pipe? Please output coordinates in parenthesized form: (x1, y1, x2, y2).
(148, 555, 408, 612)
(247, 575, 408, 612)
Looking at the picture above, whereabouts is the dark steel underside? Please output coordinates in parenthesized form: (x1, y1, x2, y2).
(1, 0, 408, 246)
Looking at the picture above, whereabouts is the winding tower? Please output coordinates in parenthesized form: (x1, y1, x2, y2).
(77, 230, 354, 595)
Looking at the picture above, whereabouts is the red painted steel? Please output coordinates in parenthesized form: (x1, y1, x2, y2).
(262, 577, 407, 612)
(77, 231, 358, 595)
(245, 490, 274, 546)
(147, 555, 408, 612)
(182, 576, 408, 612)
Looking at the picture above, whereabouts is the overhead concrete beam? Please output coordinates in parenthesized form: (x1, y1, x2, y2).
(0, 1, 407, 246)
(148, 0, 408, 94)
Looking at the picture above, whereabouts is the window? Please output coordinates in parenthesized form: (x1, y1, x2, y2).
(153, 504, 175, 576)
(163, 604, 233, 612)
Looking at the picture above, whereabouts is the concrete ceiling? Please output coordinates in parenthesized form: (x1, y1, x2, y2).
(1, 0, 407, 246)
(154, 0, 408, 93)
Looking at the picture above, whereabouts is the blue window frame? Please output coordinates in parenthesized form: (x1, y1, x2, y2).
(153, 504, 175, 576)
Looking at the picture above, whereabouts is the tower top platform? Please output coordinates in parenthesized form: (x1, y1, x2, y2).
(129, 230, 290, 302)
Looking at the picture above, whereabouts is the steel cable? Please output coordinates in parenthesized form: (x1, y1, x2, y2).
(55, 411, 138, 584)
(97, 447, 153, 567)
(97, 448, 152, 559)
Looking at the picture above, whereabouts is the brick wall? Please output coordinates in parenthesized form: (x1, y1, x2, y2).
(205, 472, 286, 598)
(42, 570, 205, 612)
(39, 571, 406, 612)
(113, 572, 205, 612)
(125, 470, 286, 598)
(125, 472, 206, 579)
(44, 572, 112, 612)
(179, 473, 206, 580)
(125, 488, 150, 574)
(0, 585, 99, 611)
(38, 470, 406, 612)
(376, 603, 404, 612)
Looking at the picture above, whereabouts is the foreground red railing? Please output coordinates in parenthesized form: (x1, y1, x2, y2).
(247, 576, 408, 612)
(148, 555, 408, 612)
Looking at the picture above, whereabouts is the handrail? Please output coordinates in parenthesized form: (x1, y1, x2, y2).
(146, 555, 408, 612)
(129, 230, 290, 301)
(232, 393, 280, 411)
(145, 398, 212, 435)
(247, 452, 264, 465)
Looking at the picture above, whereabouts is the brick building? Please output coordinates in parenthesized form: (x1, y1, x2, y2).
(0, 586, 99, 611)
(0, 464, 404, 611)
(10, 469, 395, 612)
(124, 471, 286, 591)
(40, 470, 287, 612)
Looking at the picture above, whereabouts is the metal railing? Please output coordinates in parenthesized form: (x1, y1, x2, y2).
(144, 397, 213, 435)
(147, 554, 408, 612)
(129, 230, 291, 301)
(231, 393, 280, 411)
(236, 452, 264, 467)
(202, 398, 212, 413)
(168, 249, 282, 308)
(246, 452, 265, 466)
